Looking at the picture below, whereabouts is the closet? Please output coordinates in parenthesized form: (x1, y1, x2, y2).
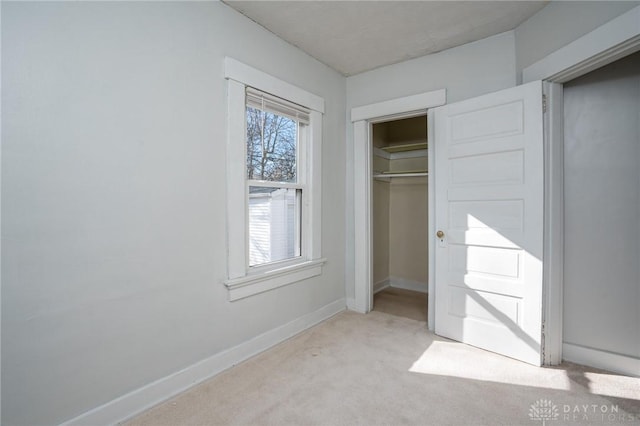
(371, 115, 428, 320)
(562, 51, 640, 370)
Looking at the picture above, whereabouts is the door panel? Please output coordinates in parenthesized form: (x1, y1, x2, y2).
(434, 81, 544, 366)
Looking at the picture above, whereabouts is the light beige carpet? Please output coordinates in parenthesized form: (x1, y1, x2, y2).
(127, 309, 640, 426)
(373, 287, 427, 321)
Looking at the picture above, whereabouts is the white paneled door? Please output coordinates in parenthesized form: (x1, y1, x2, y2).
(433, 81, 544, 366)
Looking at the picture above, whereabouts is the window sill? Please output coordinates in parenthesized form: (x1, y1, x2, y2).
(225, 258, 327, 301)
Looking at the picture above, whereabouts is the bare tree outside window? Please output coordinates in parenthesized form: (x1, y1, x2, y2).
(246, 104, 301, 266)
(246, 106, 297, 182)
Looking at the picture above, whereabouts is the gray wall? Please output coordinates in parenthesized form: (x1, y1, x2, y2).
(345, 1, 640, 304)
(2, 2, 346, 424)
(514, 1, 640, 81)
(563, 52, 640, 359)
(345, 31, 518, 301)
(4, 1, 640, 424)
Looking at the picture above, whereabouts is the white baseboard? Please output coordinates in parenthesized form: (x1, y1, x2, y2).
(373, 278, 390, 294)
(61, 298, 347, 426)
(346, 297, 356, 311)
(388, 276, 428, 293)
(372, 277, 428, 294)
(563, 343, 640, 377)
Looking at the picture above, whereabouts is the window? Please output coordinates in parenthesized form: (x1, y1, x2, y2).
(224, 58, 325, 301)
(246, 89, 307, 267)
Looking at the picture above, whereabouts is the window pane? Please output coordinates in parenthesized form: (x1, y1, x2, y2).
(246, 107, 297, 183)
(248, 186, 301, 266)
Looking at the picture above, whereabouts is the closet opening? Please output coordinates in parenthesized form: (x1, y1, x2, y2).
(371, 114, 428, 322)
(560, 50, 640, 374)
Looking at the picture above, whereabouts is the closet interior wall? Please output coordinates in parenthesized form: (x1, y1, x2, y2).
(562, 51, 640, 364)
(372, 116, 429, 295)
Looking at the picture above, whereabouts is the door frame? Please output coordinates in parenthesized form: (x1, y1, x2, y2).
(523, 5, 640, 365)
(350, 89, 446, 320)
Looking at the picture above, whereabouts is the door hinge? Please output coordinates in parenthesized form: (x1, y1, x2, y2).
(542, 94, 547, 113)
(541, 322, 546, 364)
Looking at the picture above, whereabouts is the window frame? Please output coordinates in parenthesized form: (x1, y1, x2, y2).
(224, 58, 325, 301)
(245, 91, 306, 268)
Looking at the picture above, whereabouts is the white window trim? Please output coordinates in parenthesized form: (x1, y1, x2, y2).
(225, 58, 325, 113)
(224, 58, 325, 301)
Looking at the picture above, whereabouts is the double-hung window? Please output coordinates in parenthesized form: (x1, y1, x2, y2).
(246, 88, 307, 267)
(224, 58, 325, 301)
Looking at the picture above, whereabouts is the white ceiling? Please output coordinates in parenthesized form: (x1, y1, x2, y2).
(224, 1, 548, 76)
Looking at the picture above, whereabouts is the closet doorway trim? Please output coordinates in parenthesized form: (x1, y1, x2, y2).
(350, 89, 445, 328)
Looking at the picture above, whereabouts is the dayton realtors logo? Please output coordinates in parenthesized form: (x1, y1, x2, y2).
(529, 399, 560, 425)
(529, 399, 639, 424)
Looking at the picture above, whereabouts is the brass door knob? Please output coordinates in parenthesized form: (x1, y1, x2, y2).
(436, 230, 445, 238)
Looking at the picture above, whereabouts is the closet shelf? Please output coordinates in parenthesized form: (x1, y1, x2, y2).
(380, 141, 427, 153)
(373, 171, 428, 179)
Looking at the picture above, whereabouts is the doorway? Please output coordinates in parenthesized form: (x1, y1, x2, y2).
(370, 115, 429, 322)
(561, 51, 640, 375)
(351, 89, 445, 319)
